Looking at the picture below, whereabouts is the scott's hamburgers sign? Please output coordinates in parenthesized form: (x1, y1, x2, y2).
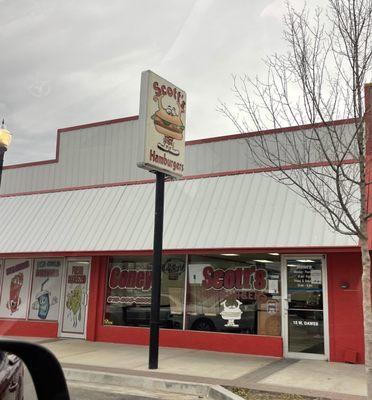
(138, 71, 186, 178)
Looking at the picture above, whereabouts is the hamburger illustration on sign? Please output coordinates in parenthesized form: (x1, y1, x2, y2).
(152, 95, 184, 155)
(138, 71, 186, 178)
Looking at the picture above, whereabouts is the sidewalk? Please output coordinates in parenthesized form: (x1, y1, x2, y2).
(2, 336, 366, 399)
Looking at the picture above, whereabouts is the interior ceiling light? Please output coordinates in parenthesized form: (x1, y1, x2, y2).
(220, 254, 239, 256)
(268, 253, 279, 256)
(296, 259, 315, 263)
(253, 259, 274, 263)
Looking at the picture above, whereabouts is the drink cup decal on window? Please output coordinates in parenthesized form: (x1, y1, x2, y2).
(31, 278, 58, 320)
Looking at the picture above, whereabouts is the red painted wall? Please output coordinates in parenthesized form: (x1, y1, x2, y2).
(86, 256, 107, 341)
(327, 252, 364, 363)
(95, 325, 283, 357)
(0, 320, 58, 338)
(366, 85, 372, 250)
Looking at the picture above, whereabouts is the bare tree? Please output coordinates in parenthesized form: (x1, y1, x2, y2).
(219, 0, 372, 395)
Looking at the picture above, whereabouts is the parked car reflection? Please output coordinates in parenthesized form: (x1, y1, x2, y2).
(0, 352, 24, 400)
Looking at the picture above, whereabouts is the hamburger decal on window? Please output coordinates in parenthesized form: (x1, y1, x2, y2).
(138, 70, 186, 178)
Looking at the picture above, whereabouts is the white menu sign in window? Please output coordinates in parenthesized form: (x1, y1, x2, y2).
(0, 259, 32, 319)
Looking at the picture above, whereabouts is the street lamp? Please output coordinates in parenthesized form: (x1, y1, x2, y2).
(0, 119, 12, 189)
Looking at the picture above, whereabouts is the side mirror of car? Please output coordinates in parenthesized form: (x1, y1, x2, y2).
(0, 340, 70, 400)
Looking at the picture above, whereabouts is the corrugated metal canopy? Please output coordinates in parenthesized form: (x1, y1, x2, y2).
(0, 174, 357, 254)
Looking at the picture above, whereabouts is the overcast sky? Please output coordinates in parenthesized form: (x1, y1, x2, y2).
(1, 0, 326, 165)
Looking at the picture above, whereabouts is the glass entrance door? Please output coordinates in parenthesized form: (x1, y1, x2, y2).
(282, 257, 328, 359)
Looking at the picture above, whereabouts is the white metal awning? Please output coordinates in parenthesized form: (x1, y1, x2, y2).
(0, 173, 357, 254)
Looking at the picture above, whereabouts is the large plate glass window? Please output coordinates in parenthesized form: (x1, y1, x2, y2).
(28, 259, 63, 321)
(185, 255, 281, 335)
(104, 256, 185, 329)
(0, 259, 32, 319)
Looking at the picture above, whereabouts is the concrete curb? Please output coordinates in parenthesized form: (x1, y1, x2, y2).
(208, 386, 247, 400)
(63, 368, 245, 400)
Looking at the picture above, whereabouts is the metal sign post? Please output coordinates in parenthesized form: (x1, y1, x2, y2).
(137, 70, 186, 370)
(148, 171, 165, 369)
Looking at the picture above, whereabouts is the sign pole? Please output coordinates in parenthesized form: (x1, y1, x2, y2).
(148, 171, 165, 369)
(137, 70, 186, 369)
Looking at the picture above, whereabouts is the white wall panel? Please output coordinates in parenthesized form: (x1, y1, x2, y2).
(0, 119, 355, 195)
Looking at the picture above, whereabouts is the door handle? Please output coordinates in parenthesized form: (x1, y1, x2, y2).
(9, 381, 18, 392)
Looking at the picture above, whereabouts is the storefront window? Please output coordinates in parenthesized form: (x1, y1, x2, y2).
(185, 255, 281, 335)
(104, 256, 185, 329)
(0, 259, 33, 319)
(0, 258, 64, 321)
(28, 259, 63, 321)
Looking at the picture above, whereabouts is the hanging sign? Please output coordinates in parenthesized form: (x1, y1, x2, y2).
(137, 70, 186, 178)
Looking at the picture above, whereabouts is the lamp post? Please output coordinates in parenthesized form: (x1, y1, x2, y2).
(0, 119, 12, 189)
